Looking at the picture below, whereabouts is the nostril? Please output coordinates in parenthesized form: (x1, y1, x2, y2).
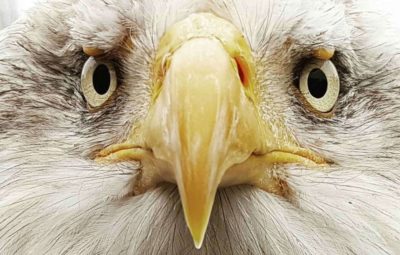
(235, 57, 250, 87)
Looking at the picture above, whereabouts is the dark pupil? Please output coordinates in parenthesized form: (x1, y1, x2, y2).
(93, 64, 111, 95)
(308, 68, 328, 99)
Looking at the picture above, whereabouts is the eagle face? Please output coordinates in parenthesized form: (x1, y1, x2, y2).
(0, 0, 399, 254)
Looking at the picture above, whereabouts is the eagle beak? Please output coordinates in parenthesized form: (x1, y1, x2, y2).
(143, 37, 265, 248)
(96, 13, 326, 249)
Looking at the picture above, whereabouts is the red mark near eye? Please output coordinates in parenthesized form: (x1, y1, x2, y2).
(235, 57, 249, 87)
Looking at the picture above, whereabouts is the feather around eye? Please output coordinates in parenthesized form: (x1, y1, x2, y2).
(81, 57, 117, 108)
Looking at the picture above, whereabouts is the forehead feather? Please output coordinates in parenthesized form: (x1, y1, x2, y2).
(70, 0, 351, 52)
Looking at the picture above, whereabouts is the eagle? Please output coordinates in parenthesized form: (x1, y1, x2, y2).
(0, 0, 399, 254)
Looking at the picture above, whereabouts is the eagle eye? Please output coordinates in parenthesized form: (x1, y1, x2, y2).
(299, 59, 340, 113)
(81, 57, 117, 108)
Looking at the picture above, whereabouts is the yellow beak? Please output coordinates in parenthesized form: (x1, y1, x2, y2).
(143, 37, 265, 248)
(96, 13, 326, 249)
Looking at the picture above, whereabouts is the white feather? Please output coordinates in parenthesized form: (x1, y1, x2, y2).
(0, 0, 399, 254)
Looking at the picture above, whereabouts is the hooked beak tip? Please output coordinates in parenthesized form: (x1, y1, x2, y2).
(179, 184, 216, 250)
(193, 233, 205, 250)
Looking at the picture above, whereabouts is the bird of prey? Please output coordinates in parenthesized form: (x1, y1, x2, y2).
(0, 0, 399, 254)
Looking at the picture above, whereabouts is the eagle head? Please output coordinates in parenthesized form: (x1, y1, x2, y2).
(0, 0, 399, 254)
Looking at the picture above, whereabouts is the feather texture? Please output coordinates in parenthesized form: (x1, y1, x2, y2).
(0, 0, 399, 254)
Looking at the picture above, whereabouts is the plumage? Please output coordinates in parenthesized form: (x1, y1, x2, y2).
(0, 0, 399, 254)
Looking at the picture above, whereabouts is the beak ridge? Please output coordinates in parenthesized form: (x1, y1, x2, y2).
(143, 38, 263, 248)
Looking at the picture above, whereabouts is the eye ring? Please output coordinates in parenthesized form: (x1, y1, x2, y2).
(299, 59, 340, 113)
(81, 57, 117, 108)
